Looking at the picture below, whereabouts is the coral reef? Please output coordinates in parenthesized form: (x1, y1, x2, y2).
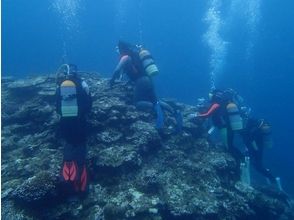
(2, 74, 293, 219)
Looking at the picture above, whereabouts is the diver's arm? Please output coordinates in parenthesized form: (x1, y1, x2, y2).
(81, 80, 92, 112)
(110, 55, 132, 84)
(55, 87, 62, 115)
(81, 80, 90, 95)
(159, 101, 174, 114)
(251, 141, 259, 151)
(198, 103, 220, 117)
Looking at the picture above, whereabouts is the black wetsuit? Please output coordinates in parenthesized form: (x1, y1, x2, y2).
(111, 54, 157, 105)
(199, 98, 243, 162)
(242, 118, 276, 182)
(111, 48, 176, 131)
(56, 76, 91, 144)
(56, 76, 92, 192)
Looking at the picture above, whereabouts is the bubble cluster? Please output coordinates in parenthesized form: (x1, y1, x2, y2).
(52, 0, 81, 32)
(203, 0, 227, 90)
(203, 0, 261, 89)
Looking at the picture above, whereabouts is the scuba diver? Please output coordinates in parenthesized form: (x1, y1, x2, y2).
(110, 40, 182, 132)
(55, 64, 92, 194)
(191, 89, 244, 162)
(242, 117, 283, 190)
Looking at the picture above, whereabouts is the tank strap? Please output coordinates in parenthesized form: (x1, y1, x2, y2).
(141, 54, 153, 60)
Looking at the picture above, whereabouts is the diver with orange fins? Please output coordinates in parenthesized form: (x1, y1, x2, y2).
(56, 64, 92, 195)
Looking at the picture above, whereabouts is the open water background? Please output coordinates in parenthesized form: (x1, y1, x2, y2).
(2, 0, 294, 196)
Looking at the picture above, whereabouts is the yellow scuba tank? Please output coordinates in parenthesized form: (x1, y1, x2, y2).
(60, 80, 78, 117)
(226, 102, 243, 130)
(139, 49, 159, 77)
(260, 121, 273, 148)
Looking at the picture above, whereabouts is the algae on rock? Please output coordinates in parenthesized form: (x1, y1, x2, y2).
(1, 74, 293, 220)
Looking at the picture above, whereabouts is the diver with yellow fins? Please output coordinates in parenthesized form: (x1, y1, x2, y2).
(110, 40, 182, 132)
(55, 64, 92, 195)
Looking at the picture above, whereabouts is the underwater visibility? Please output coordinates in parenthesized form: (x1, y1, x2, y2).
(2, 0, 294, 219)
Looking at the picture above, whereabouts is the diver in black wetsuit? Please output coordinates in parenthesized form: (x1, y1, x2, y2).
(110, 41, 157, 104)
(110, 41, 182, 132)
(56, 64, 92, 194)
(242, 117, 281, 187)
(194, 89, 244, 162)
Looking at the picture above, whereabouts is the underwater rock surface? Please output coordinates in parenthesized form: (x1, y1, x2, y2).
(2, 74, 293, 220)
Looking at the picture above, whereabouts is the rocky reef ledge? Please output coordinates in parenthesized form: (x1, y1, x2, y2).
(2, 74, 293, 220)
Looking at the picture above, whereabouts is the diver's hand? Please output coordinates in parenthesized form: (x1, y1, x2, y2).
(187, 112, 199, 121)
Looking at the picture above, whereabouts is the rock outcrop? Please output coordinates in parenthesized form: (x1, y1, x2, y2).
(1, 74, 293, 220)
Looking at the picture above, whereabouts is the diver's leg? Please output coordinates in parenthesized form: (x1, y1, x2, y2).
(135, 76, 164, 129)
(253, 147, 276, 182)
(61, 118, 88, 193)
(134, 76, 156, 104)
(159, 100, 183, 133)
(227, 129, 244, 162)
(135, 101, 154, 111)
(159, 101, 174, 114)
(220, 128, 228, 148)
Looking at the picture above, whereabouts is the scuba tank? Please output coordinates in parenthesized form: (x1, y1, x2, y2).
(139, 49, 159, 77)
(56, 64, 79, 118)
(60, 80, 78, 117)
(226, 102, 243, 130)
(260, 120, 273, 148)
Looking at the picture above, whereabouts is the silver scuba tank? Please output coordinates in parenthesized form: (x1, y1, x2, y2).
(227, 102, 243, 130)
(60, 80, 78, 117)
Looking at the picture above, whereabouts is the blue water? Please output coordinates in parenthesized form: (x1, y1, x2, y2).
(2, 0, 294, 196)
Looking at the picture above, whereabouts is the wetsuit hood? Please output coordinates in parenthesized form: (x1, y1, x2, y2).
(210, 89, 224, 103)
(118, 40, 135, 56)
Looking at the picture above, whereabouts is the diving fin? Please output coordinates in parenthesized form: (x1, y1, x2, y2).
(136, 101, 154, 111)
(74, 165, 88, 192)
(80, 165, 88, 192)
(154, 101, 164, 129)
(275, 177, 283, 191)
(240, 157, 251, 185)
(62, 161, 77, 182)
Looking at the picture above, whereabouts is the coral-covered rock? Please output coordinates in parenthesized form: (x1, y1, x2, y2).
(11, 171, 59, 206)
(2, 74, 293, 220)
